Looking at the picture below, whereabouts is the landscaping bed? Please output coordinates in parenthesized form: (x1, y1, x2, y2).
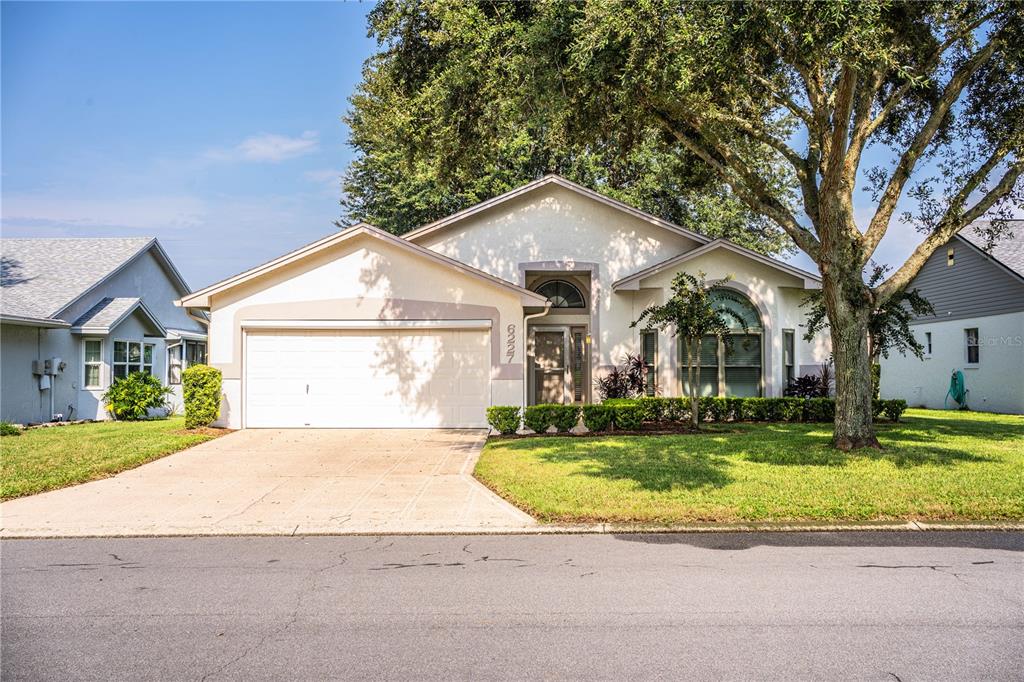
(474, 409, 1024, 524)
(1, 416, 228, 500)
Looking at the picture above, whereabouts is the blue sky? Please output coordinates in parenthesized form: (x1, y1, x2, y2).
(3, 1, 375, 289)
(2, 1, 965, 289)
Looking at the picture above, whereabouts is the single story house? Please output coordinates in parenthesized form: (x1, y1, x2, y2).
(881, 221, 1024, 414)
(178, 175, 830, 429)
(1, 238, 207, 424)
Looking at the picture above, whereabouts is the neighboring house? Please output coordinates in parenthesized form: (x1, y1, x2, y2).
(1, 238, 207, 424)
(880, 221, 1024, 414)
(178, 175, 829, 429)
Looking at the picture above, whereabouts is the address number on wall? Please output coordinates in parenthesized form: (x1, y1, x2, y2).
(506, 324, 516, 362)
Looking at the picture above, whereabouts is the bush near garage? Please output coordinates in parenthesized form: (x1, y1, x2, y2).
(182, 364, 222, 429)
(580, 404, 614, 432)
(486, 406, 521, 435)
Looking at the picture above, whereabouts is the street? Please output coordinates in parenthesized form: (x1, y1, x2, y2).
(2, 532, 1022, 680)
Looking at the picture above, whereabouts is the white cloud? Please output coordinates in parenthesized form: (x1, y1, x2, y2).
(205, 130, 320, 163)
(1, 194, 207, 232)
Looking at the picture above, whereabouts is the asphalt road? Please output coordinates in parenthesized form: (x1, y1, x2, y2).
(2, 532, 1022, 680)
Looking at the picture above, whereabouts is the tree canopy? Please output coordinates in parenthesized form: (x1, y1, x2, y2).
(342, 0, 797, 256)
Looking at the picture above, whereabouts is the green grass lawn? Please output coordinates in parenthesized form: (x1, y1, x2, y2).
(1, 417, 223, 500)
(474, 409, 1024, 523)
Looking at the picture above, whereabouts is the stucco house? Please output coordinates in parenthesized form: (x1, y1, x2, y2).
(178, 175, 830, 429)
(880, 221, 1024, 414)
(1, 238, 207, 424)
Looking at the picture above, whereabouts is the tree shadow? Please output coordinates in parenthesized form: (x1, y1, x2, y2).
(1, 257, 36, 287)
(613, 530, 1024, 551)
(496, 437, 734, 492)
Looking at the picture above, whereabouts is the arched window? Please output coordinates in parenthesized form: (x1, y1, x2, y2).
(534, 279, 586, 308)
(679, 288, 763, 397)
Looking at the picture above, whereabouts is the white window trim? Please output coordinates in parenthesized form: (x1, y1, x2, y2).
(782, 329, 796, 383)
(964, 328, 980, 366)
(923, 331, 933, 359)
(112, 339, 156, 380)
(82, 338, 104, 390)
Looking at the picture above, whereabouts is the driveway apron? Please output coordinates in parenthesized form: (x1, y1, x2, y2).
(0, 429, 535, 537)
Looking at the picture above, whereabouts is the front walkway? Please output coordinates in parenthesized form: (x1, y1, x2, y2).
(0, 429, 535, 537)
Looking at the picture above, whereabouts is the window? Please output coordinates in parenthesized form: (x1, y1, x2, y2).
(783, 330, 795, 384)
(641, 331, 657, 396)
(534, 280, 585, 308)
(679, 288, 763, 397)
(965, 328, 979, 364)
(168, 340, 207, 384)
(924, 331, 932, 357)
(947, 247, 955, 267)
(113, 340, 154, 380)
(83, 339, 102, 388)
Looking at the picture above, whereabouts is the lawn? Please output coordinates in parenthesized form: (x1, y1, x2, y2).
(1, 417, 224, 500)
(474, 409, 1024, 523)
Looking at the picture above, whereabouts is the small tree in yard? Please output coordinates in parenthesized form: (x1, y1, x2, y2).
(632, 273, 738, 429)
(182, 364, 222, 430)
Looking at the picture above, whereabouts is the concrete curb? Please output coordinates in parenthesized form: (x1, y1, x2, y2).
(3, 520, 1022, 539)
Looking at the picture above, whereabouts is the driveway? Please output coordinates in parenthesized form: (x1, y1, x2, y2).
(0, 429, 535, 537)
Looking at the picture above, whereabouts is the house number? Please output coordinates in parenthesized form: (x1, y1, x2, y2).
(505, 324, 516, 362)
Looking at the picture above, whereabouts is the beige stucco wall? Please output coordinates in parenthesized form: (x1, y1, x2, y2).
(880, 311, 1024, 414)
(206, 233, 528, 428)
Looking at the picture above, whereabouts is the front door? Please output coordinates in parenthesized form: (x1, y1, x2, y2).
(533, 330, 566, 404)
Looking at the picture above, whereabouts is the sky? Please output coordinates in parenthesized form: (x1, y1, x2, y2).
(1, 1, 982, 290)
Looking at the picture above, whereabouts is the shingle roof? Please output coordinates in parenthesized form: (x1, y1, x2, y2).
(1, 238, 154, 320)
(71, 297, 162, 334)
(959, 220, 1024, 279)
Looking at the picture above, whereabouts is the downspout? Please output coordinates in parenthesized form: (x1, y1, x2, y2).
(185, 308, 210, 329)
(522, 302, 553, 411)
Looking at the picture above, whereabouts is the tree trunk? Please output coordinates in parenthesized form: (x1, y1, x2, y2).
(824, 277, 881, 451)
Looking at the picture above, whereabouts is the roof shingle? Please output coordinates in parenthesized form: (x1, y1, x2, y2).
(959, 220, 1024, 279)
(1, 238, 153, 320)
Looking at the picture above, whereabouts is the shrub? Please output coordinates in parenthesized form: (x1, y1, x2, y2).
(804, 397, 836, 422)
(871, 363, 881, 400)
(486, 406, 521, 435)
(595, 354, 646, 400)
(549, 404, 581, 432)
(784, 374, 826, 398)
(103, 372, 171, 421)
(613, 404, 644, 430)
(740, 397, 771, 421)
(182, 364, 222, 429)
(883, 399, 908, 422)
(777, 397, 805, 422)
(872, 399, 885, 418)
(724, 397, 744, 422)
(581, 404, 614, 432)
(702, 397, 728, 422)
(523, 404, 555, 433)
(637, 396, 665, 422)
(662, 397, 688, 422)
(0, 421, 21, 436)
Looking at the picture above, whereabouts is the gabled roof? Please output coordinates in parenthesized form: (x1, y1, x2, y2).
(958, 220, 1024, 282)
(177, 223, 550, 308)
(402, 174, 712, 245)
(70, 297, 167, 336)
(0, 237, 191, 323)
(612, 239, 822, 291)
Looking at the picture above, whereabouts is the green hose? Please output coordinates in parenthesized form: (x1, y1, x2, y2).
(945, 369, 969, 410)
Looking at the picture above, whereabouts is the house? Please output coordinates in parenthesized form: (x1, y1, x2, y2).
(880, 221, 1024, 414)
(177, 175, 830, 429)
(1, 238, 207, 424)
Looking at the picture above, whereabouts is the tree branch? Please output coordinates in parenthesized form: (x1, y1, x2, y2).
(861, 38, 1000, 262)
(874, 159, 1023, 305)
(748, 72, 814, 126)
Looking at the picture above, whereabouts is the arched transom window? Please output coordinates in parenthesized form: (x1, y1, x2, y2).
(679, 288, 763, 397)
(534, 279, 586, 308)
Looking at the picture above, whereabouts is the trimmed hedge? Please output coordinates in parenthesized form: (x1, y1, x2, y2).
(523, 404, 554, 433)
(182, 364, 222, 429)
(883, 398, 908, 422)
(595, 396, 907, 424)
(486, 406, 521, 435)
(613, 404, 644, 430)
(581, 404, 614, 432)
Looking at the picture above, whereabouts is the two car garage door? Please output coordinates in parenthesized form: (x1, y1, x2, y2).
(244, 326, 491, 428)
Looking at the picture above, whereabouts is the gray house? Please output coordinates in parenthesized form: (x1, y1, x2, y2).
(880, 221, 1024, 414)
(1, 238, 207, 424)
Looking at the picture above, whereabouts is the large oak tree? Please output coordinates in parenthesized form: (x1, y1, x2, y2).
(346, 0, 1023, 449)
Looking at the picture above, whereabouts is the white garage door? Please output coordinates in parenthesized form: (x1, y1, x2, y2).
(244, 327, 490, 428)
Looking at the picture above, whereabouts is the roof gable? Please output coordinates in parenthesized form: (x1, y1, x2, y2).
(70, 297, 167, 336)
(958, 220, 1024, 281)
(403, 175, 711, 246)
(177, 223, 549, 308)
(0, 237, 191, 322)
(612, 239, 821, 291)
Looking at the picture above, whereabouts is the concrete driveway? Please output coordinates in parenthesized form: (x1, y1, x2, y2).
(0, 429, 535, 537)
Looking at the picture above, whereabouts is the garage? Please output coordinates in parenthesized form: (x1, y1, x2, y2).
(244, 323, 491, 428)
